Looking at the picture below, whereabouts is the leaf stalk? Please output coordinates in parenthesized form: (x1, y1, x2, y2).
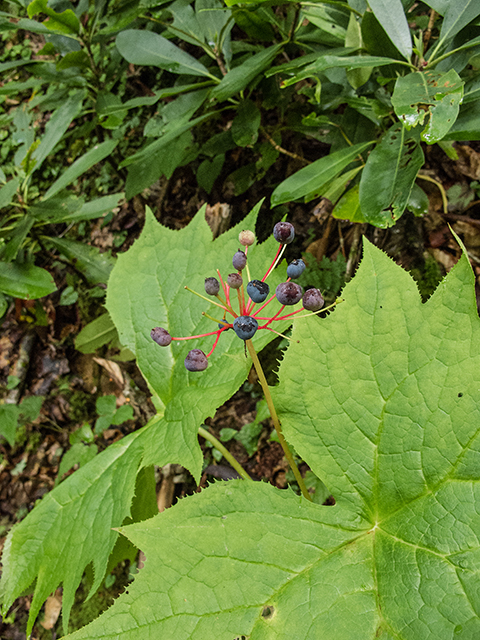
(245, 339, 312, 501)
(198, 426, 252, 481)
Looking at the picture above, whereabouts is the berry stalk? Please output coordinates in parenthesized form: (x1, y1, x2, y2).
(198, 426, 253, 481)
(245, 339, 312, 501)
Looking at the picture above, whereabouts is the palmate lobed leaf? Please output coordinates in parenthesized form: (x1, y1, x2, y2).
(0, 204, 291, 634)
(64, 237, 480, 639)
(106, 202, 291, 479)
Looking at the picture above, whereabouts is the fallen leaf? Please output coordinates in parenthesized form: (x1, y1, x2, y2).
(40, 589, 62, 630)
(93, 358, 123, 388)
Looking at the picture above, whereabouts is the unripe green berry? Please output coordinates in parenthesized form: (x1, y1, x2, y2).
(239, 230, 255, 246)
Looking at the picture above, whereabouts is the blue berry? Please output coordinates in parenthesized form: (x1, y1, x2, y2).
(232, 250, 247, 270)
(151, 327, 172, 346)
(303, 288, 324, 311)
(247, 279, 270, 303)
(287, 259, 305, 279)
(227, 273, 243, 289)
(273, 222, 294, 244)
(218, 319, 231, 330)
(276, 282, 303, 305)
(184, 349, 208, 371)
(233, 315, 258, 340)
(205, 277, 220, 295)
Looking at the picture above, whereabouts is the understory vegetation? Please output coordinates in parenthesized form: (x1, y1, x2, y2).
(1, 0, 480, 638)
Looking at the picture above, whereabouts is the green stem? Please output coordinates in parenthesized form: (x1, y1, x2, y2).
(198, 426, 253, 481)
(417, 173, 448, 214)
(245, 340, 312, 501)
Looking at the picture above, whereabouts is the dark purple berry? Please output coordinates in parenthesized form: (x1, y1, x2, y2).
(273, 222, 295, 244)
(287, 259, 306, 279)
(184, 349, 208, 371)
(151, 327, 172, 346)
(276, 282, 303, 305)
(227, 273, 243, 289)
(247, 279, 269, 303)
(232, 250, 247, 271)
(233, 315, 258, 340)
(303, 288, 324, 311)
(205, 277, 220, 296)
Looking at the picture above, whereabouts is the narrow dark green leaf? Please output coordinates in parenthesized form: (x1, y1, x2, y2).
(71, 194, 124, 222)
(116, 29, 213, 77)
(443, 101, 480, 141)
(28, 0, 80, 34)
(301, 4, 349, 45)
(0, 59, 37, 73)
(3, 215, 35, 262)
(75, 312, 117, 353)
(462, 71, 480, 104)
(125, 131, 193, 199)
(281, 54, 410, 87)
(44, 139, 119, 200)
(359, 124, 424, 227)
(210, 43, 283, 101)
(0, 293, 7, 318)
(271, 141, 373, 206)
(0, 177, 19, 209)
(120, 112, 216, 167)
(407, 182, 429, 217)
(31, 91, 85, 174)
(31, 194, 124, 224)
(231, 99, 261, 146)
(47, 237, 115, 285)
(332, 184, 367, 223)
(438, 0, 480, 48)
(345, 13, 372, 89)
(367, 0, 412, 60)
(0, 405, 19, 447)
(0, 262, 56, 299)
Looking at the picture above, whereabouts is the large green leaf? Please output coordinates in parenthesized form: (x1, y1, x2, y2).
(210, 43, 283, 101)
(106, 203, 290, 473)
(271, 141, 373, 206)
(64, 240, 480, 639)
(0, 261, 56, 299)
(0, 415, 163, 636)
(116, 29, 214, 78)
(366, 0, 412, 60)
(359, 123, 424, 227)
(0, 202, 293, 635)
(391, 69, 464, 143)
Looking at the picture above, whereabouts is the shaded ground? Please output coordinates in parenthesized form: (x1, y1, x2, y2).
(2, 137, 480, 638)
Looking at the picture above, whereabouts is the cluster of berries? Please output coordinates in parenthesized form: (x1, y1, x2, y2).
(151, 221, 325, 371)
